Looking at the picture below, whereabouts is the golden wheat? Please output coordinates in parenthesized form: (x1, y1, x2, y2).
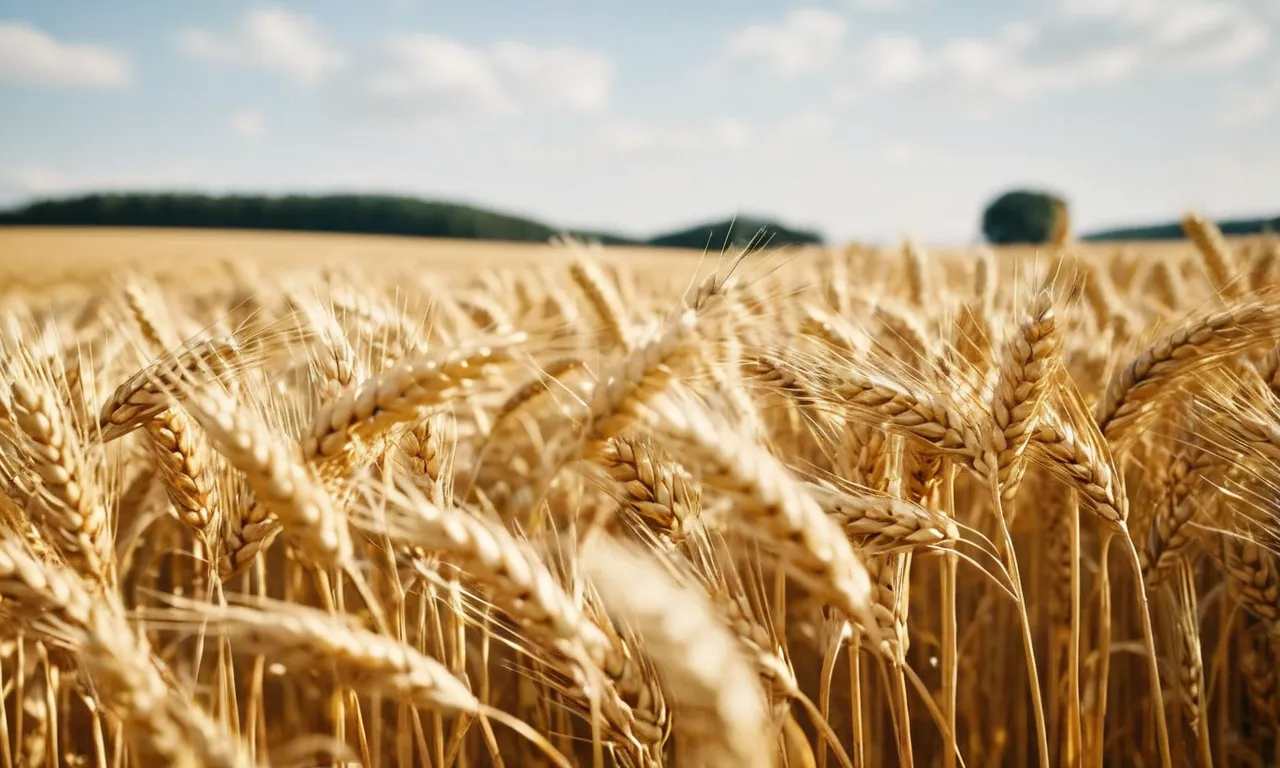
(0, 223, 1276, 767)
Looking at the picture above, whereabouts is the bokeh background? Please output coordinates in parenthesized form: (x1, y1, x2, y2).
(2, 0, 1278, 248)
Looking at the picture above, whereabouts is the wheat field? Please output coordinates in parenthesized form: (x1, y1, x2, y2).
(0, 220, 1277, 768)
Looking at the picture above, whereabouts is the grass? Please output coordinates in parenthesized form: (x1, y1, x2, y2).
(0, 222, 1276, 767)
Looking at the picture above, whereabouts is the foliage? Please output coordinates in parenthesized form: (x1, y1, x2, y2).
(1082, 215, 1279, 241)
(0, 194, 825, 250)
(0, 192, 626, 244)
(980, 189, 1070, 245)
(646, 215, 824, 251)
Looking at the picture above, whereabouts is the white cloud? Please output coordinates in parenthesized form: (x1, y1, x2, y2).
(178, 9, 344, 85)
(1221, 71, 1280, 123)
(860, 33, 930, 86)
(847, 15, 1147, 107)
(230, 109, 265, 137)
(1167, 21, 1269, 71)
(952, 41, 1138, 99)
(713, 118, 752, 151)
(602, 118, 751, 155)
(3, 166, 70, 194)
(1057, 0, 1162, 24)
(1056, 0, 1270, 73)
(1000, 21, 1040, 48)
(836, 0, 1268, 109)
(0, 22, 129, 87)
(775, 111, 834, 142)
(724, 9, 848, 76)
(0, 165, 214, 196)
(881, 141, 951, 169)
(602, 112, 832, 157)
(368, 34, 612, 116)
(849, 0, 905, 11)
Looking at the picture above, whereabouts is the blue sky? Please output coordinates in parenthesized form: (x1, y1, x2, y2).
(1, 0, 1278, 243)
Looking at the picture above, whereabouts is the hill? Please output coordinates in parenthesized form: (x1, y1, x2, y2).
(0, 193, 823, 251)
(0, 193, 643, 246)
(646, 215, 823, 250)
(1082, 214, 1278, 241)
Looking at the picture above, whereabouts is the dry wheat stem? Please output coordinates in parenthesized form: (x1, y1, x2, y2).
(0, 537, 255, 767)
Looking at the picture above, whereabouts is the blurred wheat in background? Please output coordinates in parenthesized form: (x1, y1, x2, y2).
(0, 212, 1275, 767)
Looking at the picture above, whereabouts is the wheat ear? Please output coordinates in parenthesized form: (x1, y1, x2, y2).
(582, 536, 774, 768)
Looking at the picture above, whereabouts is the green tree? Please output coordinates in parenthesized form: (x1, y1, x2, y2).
(981, 189, 1069, 245)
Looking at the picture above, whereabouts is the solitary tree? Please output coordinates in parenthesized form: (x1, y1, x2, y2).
(981, 189, 1070, 245)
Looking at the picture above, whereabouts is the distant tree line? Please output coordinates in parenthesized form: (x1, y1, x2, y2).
(1079, 216, 1278, 241)
(0, 193, 825, 250)
(4, 191, 1272, 249)
(647, 215, 824, 250)
(982, 189, 1278, 245)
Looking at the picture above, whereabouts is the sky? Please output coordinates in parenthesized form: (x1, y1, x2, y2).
(1, 0, 1278, 244)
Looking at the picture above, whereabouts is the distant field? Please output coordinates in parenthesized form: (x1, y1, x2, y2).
(0, 226, 723, 290)
(0, 225, 1222, 291)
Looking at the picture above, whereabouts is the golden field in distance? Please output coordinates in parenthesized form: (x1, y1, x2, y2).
(0, 227, 714, 289)
(0, 224, 1233, 287)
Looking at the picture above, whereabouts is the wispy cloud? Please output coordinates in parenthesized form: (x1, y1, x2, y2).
(1056, 0, 1270, 72)
(726, 0, 1270, 115)
(774, 111, 834, 142)
(848, 0, 906, 12)
(1, 165, 215, 195)
(1221, 69, 1280, 124)
(848, 21, 1143, 107)
(723, 9, 847, 77)
(178, 8, 345, 85)
(0, 22, 129, 87)
(230, 109, 265, 137)
(601, 117, 750, 155)
(366, 34, 612, 117)
(881, 141, 951, 169)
